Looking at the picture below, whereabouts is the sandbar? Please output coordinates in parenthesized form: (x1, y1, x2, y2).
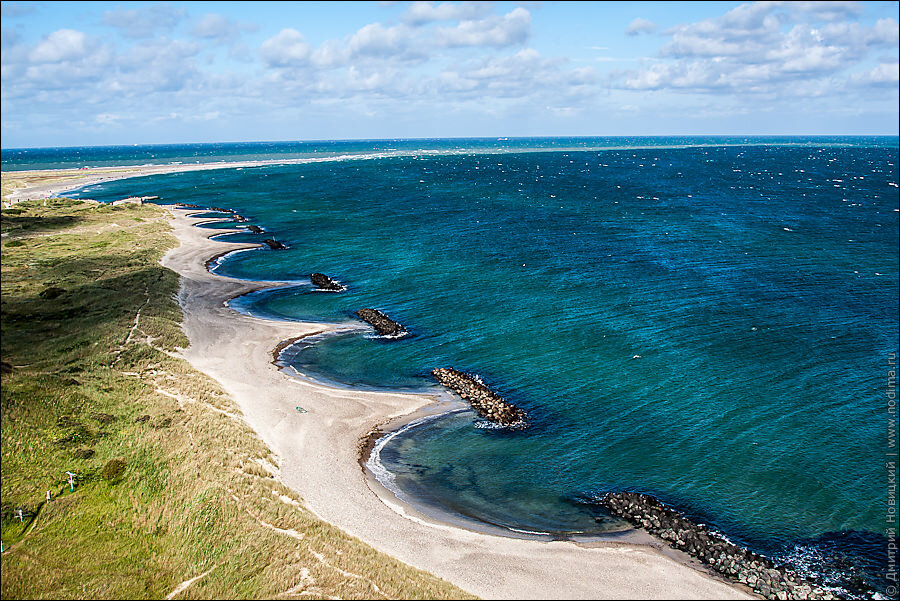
(3, 161, 297, 205)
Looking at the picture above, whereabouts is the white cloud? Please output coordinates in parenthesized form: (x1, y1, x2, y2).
(191, 13, 258, 46)
(347, 22, 417, 58)
(850, 60, 900, 86)
(192, 13, 232, 39)
(263, 6, 534, 72)
(404, 1, 492, 25)
(310, 39, 349, 69)
(626, 18, 657, 36)
(616, 2, 899, 97)
(2, 25, 208, 113)
(117, 39, 202, 93)
(435, 49, 597, 103)
(261, 28, 312, 67)
(868, 18, 900, 46)
(435, 7, 531, 48)
(30, 29, 90, 63)
(785, 1, 864, 22)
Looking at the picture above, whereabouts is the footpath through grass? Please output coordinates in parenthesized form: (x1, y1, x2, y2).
(0, 198, 474, 600)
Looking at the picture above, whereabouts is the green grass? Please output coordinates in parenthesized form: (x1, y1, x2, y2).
(1, 198, 475, 600)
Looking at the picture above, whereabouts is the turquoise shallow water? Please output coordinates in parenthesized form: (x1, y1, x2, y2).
(34, 137, 899, 596)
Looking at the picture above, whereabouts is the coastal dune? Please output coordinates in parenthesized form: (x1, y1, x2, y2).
(160, 206, 754, 600)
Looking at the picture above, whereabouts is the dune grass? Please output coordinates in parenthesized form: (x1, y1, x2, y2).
(0, 198, 474, 600)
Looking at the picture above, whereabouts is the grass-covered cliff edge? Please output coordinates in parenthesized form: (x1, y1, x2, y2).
(0, 198, 473, 600)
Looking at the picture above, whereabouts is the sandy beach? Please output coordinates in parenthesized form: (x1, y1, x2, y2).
(158, 205, 755, 600)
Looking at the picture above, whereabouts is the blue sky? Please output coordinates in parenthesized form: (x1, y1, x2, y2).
(1, 1, 898, 147)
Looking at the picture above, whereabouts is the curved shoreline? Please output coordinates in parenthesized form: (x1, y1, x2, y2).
(158, 206, 754, 599)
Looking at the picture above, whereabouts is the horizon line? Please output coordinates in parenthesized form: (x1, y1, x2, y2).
(4, 133, 900, 153)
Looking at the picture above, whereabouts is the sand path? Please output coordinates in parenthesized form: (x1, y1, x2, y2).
(160, 207, 755, 600)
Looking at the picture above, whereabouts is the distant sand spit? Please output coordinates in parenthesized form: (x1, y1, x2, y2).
(2, 161, 288, 206)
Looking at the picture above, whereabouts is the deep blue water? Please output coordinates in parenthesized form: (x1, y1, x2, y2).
(19, 137, 899, 597)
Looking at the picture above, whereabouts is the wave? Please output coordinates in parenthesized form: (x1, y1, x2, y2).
(775, 531, 894, 599)
(206, 247, 260, 273)
(367, 410, 466, 503)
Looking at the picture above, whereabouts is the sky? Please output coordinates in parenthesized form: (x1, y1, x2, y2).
(1, 0, 898, 148)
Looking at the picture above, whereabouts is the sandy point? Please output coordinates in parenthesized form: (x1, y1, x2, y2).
(160, 206, 755, 600)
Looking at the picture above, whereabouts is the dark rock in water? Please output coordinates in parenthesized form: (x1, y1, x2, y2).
(233, 214, 249, 222)
(247, 224, 264, 234)
(210, 206, 234, 214)
(599, 492, 838, 600)
(311, 272, 344, 291)
(262, 238, 287, 250)
(355, 308, 407, 337)
(176, 203, 200, 208)
(431, 367, 528, 428)
(39, 286, 66, 300)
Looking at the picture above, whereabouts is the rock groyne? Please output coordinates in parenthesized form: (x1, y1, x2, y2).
(431, 368, 527, 428)
(311, 272, 345, 292)
(600, 492, 838, 600)
(262, 238, 288, 250)
(355, 308, 407, 337)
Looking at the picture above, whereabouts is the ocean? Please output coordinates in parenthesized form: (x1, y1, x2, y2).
(5, 136, 898, 597)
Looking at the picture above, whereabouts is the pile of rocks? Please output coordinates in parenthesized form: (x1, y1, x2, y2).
(262, 238, 287, 250)
(355, 308, 407, 337)
(431, 367, 527, 428)
(247, 225, 264, 234)
(311, 272, 344, 292)
(600, 492, 837, 600)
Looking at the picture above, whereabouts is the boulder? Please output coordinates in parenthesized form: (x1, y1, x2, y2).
(262, 238, 287, 250)
(355, 308, 407, 337)
(311, 272, 344, 291)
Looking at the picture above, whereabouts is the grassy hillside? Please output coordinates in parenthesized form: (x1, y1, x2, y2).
(0, 198, 473, 600)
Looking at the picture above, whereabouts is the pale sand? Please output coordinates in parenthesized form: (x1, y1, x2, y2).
(159, 206, 756, 600)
